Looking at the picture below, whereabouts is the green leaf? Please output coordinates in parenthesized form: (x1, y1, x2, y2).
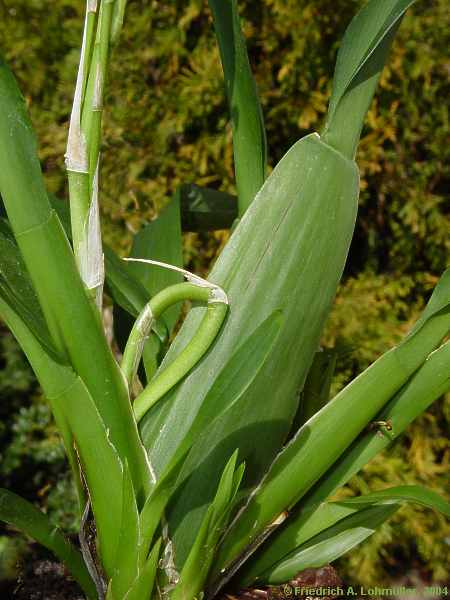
(208, 0, 267, 214)
(48, 192, 167, 382)
(0, 219, 61, 361)
(262, 504, 398, 584)
(164, 311, 284, 566)
(180, 183, 238, 231)
(141, 136, 359, 524)
(47, 192, 166, 382)
(105, 247, 150, 317)
(54, 374, 126, 578)
(304, 338, 450, 506)
(406, 268, 450, 338)
(212, 269, 450, 577)
(240, 485, 450, 586)
(171, 452, 244, 600)
(0, 58, 152, 502)
(129, 191, 183, 334)
(0, 295, 86, 510)
(0, 55, 50, 233)
(323, 0, 417, 158)
(293, 347, 337, 432)
(337, 485, 450, 517)
(108, 463, 141, 599)
(108, 538, 162, 600)
(138, 451, 187, 567)
(0, 292, 134, 579)
(47, 193, 152, 319)
(0, 488, 96, 599)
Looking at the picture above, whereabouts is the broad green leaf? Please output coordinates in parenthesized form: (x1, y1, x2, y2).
(0, 488, 96, 599)
(239, 485, 450, 586)
(212, 270, 450, 577)
(140, 136, 359, 529)
(323, 0, 417, 158)
(180, 184, 237, 231)
(129, 191, 183, 334)
(208, 0, 267, 214)
(165, 312, 284, 566)
(261, 504, 398, 584)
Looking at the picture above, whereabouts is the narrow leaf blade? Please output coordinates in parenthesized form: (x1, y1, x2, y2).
(263, 504, 398, 585)
(0, 489, 96, 599)
(208, 0, 267, 214)
(323, 0, 417, 158)
(213, 270, 450, 576)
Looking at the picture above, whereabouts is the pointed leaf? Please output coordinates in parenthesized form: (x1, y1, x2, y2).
(0, 489, 96, 599)
(171, 453, 244, 600)
(323, 0, 417, 158)
(208, 0, 267, 214)
(213, 270, 450, 576)
(302, 338, 450, 507)
(262, 504, 398, 584)
(240, 485, 450, 586)
(140, 135, 359, 570)
(338, 485, 450, 516)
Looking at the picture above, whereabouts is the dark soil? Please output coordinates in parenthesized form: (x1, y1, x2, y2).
(3, 559, 351, 600)
(3, 557, 84, 600)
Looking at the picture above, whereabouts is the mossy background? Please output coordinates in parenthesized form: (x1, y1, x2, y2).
(0, 0, 449, 588)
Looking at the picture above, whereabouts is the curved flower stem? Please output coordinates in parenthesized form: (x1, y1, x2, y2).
(130, 282, 228, 422)
(122, 282, 209, 388)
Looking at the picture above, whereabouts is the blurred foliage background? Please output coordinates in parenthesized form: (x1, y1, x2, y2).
(0, 0, 449, 589)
